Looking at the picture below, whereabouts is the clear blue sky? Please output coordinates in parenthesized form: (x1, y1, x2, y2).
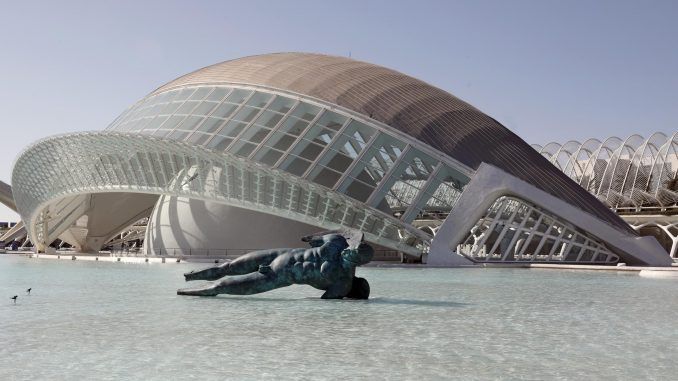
(0, 0, 676, 221)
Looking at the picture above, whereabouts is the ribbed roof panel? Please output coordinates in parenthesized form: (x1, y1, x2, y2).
(152, 52, 635, 234)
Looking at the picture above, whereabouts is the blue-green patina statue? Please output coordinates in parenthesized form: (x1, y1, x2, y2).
(177, 232, 373, 299)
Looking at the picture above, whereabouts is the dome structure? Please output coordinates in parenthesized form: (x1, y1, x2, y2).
(10, 53, 671, 266)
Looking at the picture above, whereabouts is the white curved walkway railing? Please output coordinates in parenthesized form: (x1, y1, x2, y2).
(12, 132, 429, 255)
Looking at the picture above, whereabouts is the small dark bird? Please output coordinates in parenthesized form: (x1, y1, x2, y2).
(11, 295, 17, 304)
(26, 288, 32, 295)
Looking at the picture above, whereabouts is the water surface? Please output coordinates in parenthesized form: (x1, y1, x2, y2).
(1, 256, 677, 380)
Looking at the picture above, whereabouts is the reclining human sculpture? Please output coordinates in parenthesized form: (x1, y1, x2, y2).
(177, 232, 373, 299)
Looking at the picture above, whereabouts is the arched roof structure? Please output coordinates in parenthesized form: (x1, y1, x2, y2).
(536, 132, 678, 212)
(149, 52, 632, 233)
(14, 52, 670, 266)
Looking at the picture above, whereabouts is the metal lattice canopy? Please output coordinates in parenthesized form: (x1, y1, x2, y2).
(533, 132, 678, 212)
(12, 132, 432, 255)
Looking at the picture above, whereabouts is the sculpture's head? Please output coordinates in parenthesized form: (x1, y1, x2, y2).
(341, 242, 374, 266)
(345, 277, 370, 299)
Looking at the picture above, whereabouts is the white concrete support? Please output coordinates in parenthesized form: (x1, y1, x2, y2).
(428, 163, 672, 266)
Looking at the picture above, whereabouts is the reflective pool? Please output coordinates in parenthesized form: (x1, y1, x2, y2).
(1, 256, 677, 380)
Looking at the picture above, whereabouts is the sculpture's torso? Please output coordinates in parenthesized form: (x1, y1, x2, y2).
(271, 247, 351, 290)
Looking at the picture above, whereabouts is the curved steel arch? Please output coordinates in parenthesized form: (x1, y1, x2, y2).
(11, 132, 430, 254)
(538, 132, 678, 213)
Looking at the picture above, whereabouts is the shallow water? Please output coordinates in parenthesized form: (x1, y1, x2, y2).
(1, 256, 677, 380)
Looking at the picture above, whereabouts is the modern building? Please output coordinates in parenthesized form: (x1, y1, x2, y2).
(8, 53, 672, 266)
(534, 133, 678, 259)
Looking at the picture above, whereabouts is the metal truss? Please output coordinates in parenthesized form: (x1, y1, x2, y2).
(457, 196, 619, 264)
(532, 132, 678, 213)
(11, 132, 433, 255)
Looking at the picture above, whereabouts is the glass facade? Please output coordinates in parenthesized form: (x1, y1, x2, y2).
(108, 85, 470, 228)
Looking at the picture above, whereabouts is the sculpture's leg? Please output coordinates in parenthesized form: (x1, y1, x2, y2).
(184, 249, 287, 281)
(178, 271, 292, 296)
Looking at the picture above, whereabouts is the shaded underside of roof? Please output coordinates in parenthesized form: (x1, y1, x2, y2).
(153, 52, 635, 234)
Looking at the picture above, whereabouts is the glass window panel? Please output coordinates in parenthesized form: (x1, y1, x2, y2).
(225, 89, 252, 104)
(190, 87, 212, 100)
(290, 103, 321, 121)
(192, 101, 218, 116)
(309, 167, 342, 188)
(197, 117, 224, 133)
(309, 129, 335, 146)
(175, 101, 199, 115)
(144, 116, 169, 131)
(278, 117, 309, 136)
(246, 92, 273, 108)
(218, 120, 247, 138)
(176, 115, 203, 131)
(161, 90, 181, 103)
(160, 115, 185, 131)
(235, 143, 257, 157)
(296, 142, 324, 161)
(206, 135, 232, 151)
(255, 110, 284, 128)
(424, 182, 461, 209)
(151, 92, 171, 104)
(124, 117, 149, 131)
(144, 103, 164, 117)
(270, 133, 297, 151)
(187, 132, 211, 145)
(352, 169, 380, 187)
(174, 88, 196, 101)
(384, 182, 420, 209)
(325, 152, 353, 172)
(206, 87, 230, 101)
(574, 234, 586, 244)
(245, 127, 272, 144)
(354, 134, 406, 176)
(152, 129, 171, 138)
(212, 103, 237, 119)
(536, 218, 552, 233)
(579, 248, 593, 262)
(168, 130, 190, 141)
(283, 157, 312, 176)
(344, 179, 375, 202)
(232, 106, 260, 123)
(340, 141, 360, 158)
(344, 121, 375, 144)
(159, 102, 182, 115)
(258, 149, 284, 167)
(315, 111, 347, 131)
(267, 96, 296, 114)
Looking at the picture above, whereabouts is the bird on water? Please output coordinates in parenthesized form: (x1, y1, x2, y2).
(26, 288, 31, 295)
(11, 295, 18, 304)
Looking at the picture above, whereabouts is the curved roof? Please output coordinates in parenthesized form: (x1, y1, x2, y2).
(153, 52, 634, 234)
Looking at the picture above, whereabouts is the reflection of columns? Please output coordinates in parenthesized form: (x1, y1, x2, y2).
(37, 208, 48, 252)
